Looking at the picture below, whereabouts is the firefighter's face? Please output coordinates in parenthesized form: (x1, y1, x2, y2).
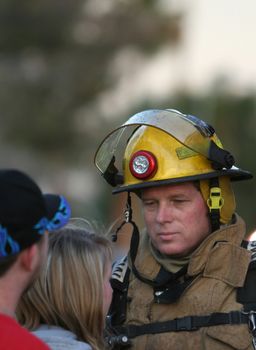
(141, 182, 211, 257)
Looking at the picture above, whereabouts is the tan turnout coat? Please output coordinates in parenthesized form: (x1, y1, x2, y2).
(123, 215, 253, 350)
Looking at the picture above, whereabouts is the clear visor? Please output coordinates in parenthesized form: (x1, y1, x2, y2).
(94, 109, 215, 175)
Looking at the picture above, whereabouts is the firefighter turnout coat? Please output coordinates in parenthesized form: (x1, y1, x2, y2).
(110, 215, 254, 350)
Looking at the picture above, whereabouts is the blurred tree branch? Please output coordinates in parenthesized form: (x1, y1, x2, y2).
(0, 0, 182, 160)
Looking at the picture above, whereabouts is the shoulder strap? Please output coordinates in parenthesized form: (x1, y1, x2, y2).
(237, 240, 256, 312)
(116, 311, 248, 339)
(109, 256, 130, 326)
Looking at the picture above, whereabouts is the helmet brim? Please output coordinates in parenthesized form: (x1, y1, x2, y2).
(112, 166, 253, 194)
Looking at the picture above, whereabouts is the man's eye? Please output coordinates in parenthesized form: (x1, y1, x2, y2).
(143, 201, 155, 206)
(174, 199, 189, 204)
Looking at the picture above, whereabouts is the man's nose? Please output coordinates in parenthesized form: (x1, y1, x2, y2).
(156, 203, 173, 223)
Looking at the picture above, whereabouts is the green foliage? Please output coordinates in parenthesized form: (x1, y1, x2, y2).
(0, 0, 181, 156)
(0, 0, 182, 224)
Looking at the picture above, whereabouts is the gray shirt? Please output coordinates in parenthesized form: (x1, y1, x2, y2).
(32, 325, 92, 350)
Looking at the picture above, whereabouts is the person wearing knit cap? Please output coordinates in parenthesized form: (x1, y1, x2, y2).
(0, 169, 71, 350)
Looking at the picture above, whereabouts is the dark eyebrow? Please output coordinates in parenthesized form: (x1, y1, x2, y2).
(171, 194, 187, 199)
(141, 193, 188, 201)
(141, 197, 154, 201)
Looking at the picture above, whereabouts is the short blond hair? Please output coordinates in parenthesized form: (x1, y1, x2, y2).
(17, 220, 112, 350)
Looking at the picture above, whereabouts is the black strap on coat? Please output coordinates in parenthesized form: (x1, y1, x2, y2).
(116, 311, 248, 339)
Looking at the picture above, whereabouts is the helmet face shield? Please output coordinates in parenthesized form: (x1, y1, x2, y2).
(94, 109, 252, 192)
(95, 109, 214, 174)
(95, 124, 139, 177)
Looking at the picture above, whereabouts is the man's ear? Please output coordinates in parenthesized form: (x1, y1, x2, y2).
(19, 244, 39, 272)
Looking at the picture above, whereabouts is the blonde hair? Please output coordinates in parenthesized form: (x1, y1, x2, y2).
(16, 219, 112, 350)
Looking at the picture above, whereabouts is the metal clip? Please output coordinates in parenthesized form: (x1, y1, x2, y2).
(248, 311, 256, 334)
(243, 311, 256, 350)
(124, 195, 132, 223)
(124, 207, 130, 223)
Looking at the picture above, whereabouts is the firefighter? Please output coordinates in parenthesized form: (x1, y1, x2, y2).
(94, 109, 256, 350)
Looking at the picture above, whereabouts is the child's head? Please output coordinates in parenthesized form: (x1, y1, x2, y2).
(17, 219, 112, 350)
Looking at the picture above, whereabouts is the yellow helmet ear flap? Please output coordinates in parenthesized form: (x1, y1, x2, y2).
(200, 177, 236, 225)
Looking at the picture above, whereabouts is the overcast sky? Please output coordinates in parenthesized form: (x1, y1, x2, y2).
(179, 0, 256, 93)
(94, 0, 256, 119)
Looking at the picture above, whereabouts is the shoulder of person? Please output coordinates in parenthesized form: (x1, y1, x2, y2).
(45, 342, 91, 350)
(0, 315, 49, 350)
(37, 337, 92, 350)
(33, 325, 92, 350)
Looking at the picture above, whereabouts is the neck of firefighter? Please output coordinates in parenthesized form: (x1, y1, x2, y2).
(150, 241, 190, 274)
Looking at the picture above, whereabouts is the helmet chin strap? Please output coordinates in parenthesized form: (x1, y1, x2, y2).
(112, 192, 156, 285)
(111, 192, 151, 284)
(111, 192, 133, 243)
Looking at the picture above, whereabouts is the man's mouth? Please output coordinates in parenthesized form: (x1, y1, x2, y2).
(158, 232, 177, 240)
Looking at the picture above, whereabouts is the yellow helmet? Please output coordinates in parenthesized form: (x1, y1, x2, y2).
(95, 109, 252, 192)
(123, 125, 222, 189)
(95, 109, 252, 226)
